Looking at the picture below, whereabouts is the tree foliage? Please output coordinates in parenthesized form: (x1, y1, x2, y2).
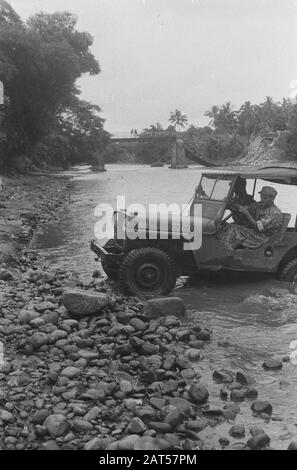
(197, 97, 297, 161)
(0, 2, 108, 172)
(169, 109, 188, 132)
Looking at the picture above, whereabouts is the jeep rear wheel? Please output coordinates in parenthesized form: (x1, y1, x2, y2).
(119, 248, 177, 296)
(279, 258, 297, 282)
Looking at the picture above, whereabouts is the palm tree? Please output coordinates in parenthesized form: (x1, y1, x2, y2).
(169, 109, 188, 133)
(237, 101, 259, 138)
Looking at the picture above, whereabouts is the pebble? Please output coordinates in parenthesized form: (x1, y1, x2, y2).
(247, 432, 271, 449)
(251, 400, 273, 415)
(148, 422, 172, 434)
(188, 384, 209, 404)
(120, 380, 133, 394)
(262, 358, 283, 370)
(213, 369, 233, 383)
(185, 419, 207, 432)
(127, 417, 147, 434)
(229, 424, 245, 438)
(219, 437, 230, 446)
(236, 370, 252, 385)
(61, 367, 81, 379)
(230, 389, 246, 401)
(44, 414, 69, 437)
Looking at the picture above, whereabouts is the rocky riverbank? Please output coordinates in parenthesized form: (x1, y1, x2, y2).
(0, 254, 275, 451)
(0, 174, 70, 265)
(0, 173, 296, 451)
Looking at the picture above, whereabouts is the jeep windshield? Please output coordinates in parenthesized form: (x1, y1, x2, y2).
(196, 176, 233, 202)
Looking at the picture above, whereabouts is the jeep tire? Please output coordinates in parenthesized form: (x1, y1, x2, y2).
(279, 258, 297, 282)
(119, 247, 177, 296)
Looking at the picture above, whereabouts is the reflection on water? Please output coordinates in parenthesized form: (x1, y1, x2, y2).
(36, 164, 297, 448)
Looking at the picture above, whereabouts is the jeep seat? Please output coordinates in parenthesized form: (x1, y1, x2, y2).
(268, 213, 291, 246)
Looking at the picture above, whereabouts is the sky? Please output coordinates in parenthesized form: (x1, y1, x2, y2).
(9, 0, 297, 133)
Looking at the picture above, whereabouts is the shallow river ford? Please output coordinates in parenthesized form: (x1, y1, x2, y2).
(36, 164, 297, 449)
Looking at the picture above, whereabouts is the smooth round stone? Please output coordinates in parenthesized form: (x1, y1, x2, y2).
(251, 400, 273, 415)
(186, 349, 200, 361)
(189, 384, 209, 404)
(229, 424, 245, 438)
(61, 367, 81, 379)
(180, 368, 195, 379)
(247, 433, 270, 449)
(262, 358, 282, 370)
(120, 380, 133, 394)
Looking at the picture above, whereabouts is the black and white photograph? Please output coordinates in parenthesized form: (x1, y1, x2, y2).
(1, 0, 297, 456)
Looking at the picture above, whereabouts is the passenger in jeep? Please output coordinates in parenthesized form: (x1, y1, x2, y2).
(219, 186, 283, 249)
(229, 177, 255, 225)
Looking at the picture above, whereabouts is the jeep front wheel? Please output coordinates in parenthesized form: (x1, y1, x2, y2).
(279, 258, 297, 282)
(119, 248, 177, 296)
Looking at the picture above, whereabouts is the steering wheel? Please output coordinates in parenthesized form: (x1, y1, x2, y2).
(221, 213, 233, 225)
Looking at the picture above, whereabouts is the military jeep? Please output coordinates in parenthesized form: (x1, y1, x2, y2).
(91, 166, 297, 296)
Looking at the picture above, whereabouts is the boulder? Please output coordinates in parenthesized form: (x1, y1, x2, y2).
(143, 297, 185, 319)
(251, 400, 272, 415)
(247, 432, 270, 449)
(120, 380, 133, 394)
(236, 370, 252, 385)
(72, 418, 93, 432)
(229, 424, 245, 438)
(61, 289, 109, 317)
(127, 417, 147, 434)
(44, 414, 69, 437)
(262, 358, 283, 370)
(165, 407, 184, 429)
(0, 269, 15, 281)
(195, 330, 211, 341)
(150, 398, 166, 410)
(19, 310, 40, 324)
(213, 369, 233, 383)
(188, 384, 209, 404)
(185, 419, 207, 432)
(230, 389, 246, 401)
(185, 348, 200, 361)
(28, 332, 48, 349)
(250, 426, 265, 436)
(0, 410, 14, 423)
(32, 409, 49, 425)
(148, 422, 172, 434)
(129, 318, 147, 331)
(61, 367, 81, 379)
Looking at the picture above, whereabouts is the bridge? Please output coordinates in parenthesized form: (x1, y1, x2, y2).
(110, 131, 218, 168)
(110, 131, 177, 142)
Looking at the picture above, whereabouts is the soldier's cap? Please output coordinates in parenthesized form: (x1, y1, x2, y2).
(259, 186, 277, 200)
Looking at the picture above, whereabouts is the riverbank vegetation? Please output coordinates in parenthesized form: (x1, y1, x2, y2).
(110, 98, 297, 166)
(0, 1, 110, 173)
(185, 98, 297, 164)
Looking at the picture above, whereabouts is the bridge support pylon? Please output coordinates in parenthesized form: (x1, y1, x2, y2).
(169, 137, 188, 169)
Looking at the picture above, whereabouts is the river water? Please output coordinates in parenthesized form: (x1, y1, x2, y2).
(36, 164, 297, 449)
